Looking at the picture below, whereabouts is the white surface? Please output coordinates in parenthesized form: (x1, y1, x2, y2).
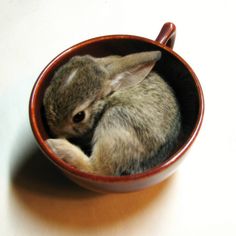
(1, 0, 236, 235)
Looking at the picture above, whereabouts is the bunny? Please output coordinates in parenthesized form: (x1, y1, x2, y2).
(43, 51, 181, 176)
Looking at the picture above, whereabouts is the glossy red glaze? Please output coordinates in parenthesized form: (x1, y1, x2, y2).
(29, 23, 204, 193)
(156, 22, 176, 48)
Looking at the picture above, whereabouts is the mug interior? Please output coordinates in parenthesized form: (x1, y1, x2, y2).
(31, 36, 202, 177)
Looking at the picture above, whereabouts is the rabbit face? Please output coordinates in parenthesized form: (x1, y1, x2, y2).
(43, 56, 110, 138)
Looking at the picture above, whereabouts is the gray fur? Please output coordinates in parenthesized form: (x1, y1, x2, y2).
(44, 51, 181, 176)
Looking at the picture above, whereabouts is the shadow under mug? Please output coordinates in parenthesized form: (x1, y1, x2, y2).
(29, 22, 204, 193)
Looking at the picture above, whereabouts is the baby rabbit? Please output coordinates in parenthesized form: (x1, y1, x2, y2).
(44, 51, 181, 176)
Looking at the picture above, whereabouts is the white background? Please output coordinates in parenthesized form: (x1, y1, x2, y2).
(1, 0, 236, 235)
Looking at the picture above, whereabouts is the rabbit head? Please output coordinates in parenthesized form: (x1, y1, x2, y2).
(43, 51, 162, 138)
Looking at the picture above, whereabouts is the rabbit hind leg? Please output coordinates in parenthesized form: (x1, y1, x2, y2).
(91, 128, 146, 176)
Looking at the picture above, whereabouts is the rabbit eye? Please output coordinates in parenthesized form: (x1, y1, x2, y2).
(73, 111, 85, 123)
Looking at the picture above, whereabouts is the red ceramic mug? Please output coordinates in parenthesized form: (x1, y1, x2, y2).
(29, 22, 204, 193)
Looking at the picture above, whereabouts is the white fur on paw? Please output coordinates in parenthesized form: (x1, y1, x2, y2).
(46, 138, 74, 162)
(46, 138, 92, 172)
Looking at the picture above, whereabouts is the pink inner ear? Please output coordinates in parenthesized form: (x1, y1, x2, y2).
(111, 61, 156, 91)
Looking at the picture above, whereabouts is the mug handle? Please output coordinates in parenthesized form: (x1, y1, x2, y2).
(155, 22, 176, 49)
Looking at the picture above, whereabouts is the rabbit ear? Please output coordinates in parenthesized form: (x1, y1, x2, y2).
(95, 55, 121, 67)
(107, 51, 161, 91)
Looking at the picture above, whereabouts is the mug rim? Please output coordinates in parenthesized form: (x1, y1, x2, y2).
(29, 34, 204, 183)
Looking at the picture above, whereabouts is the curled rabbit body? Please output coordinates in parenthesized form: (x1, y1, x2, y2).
(44, 51, 180, 176)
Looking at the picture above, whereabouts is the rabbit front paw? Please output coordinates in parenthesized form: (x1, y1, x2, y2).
(46, 138, 76, 162)
(46, 138, 93, 173)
